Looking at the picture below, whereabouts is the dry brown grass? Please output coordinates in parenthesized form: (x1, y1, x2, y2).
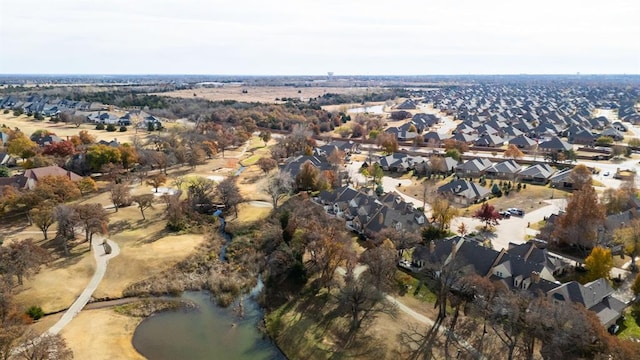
(0, 113, 152, 144)
(13, 241, 95, 313)
(60, 308, 144, 360)
(155, 86, 370, 104)
(95, 206, 206, 299)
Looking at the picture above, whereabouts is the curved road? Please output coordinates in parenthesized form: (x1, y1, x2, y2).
(48, 237, 120, 335)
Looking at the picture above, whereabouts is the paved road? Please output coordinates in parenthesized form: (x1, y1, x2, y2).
(47, 237, 120, 335)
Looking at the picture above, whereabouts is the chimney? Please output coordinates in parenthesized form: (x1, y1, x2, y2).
(531, 271, 540, 284)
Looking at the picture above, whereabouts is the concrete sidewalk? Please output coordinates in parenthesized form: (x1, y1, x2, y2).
(48, 237, 120, 335)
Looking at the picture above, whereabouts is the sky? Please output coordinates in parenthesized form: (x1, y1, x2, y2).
(0, 0, 639, 75)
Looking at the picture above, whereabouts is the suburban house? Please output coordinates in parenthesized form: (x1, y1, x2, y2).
(452, 132, 478, 144)
(518, 163, 556, 184)
(599, 127, 625, 141)
(612, 122, 628, 132)
(315, 186, 426, 238)
(423, 131, 448, 147)
(538, 137, 573, 153)
(455, 158, 494, 178)
(568, 128, 597, 146)
(437, 179, 490, 206)
(485, 159, 522, 180)
(281, 155, 333, 179)
(547, 279, 626, 329)
(396, 99, 417, 110)
(411, 236, 622, 328)
(602, 209, 638, 243)
(548, 168, 575, 189)
(0, 165, 82, 191)
(385, 127, 419, 141)
(411, 113, 440, 131)
(88, 112, 120, 125)
(314, 142, 357, 158)
(474, 133, 505, 147)
(509, 135, 537, 150)
(0, 152, 17, 167)
(31, 134, 63, 147)
(376, 153, 426, 173)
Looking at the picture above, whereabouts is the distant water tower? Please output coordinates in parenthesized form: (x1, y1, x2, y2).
(327, 72, 334, 80)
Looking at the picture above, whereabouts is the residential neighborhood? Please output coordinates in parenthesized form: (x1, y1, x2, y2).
(1, 73, 640, 360)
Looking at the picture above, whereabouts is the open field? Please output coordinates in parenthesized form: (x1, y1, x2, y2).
(94, 206, 206, 299)
(60, 308, 144, 360)
(0, 113, 162, 144)
(153, 85, 372, 104)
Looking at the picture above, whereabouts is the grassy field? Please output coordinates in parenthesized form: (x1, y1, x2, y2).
(60, 308, 145, 360)
(154, 86, 370, 104)
(0, 113, 156, 144)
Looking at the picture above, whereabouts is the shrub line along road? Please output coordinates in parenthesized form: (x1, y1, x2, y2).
(47, 237, 120, 335)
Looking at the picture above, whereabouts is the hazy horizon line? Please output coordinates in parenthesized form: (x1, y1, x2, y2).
(1, 73, 639, 78)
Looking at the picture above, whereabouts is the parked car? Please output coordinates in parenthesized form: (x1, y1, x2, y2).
(507, 208, 525, 216)
(603, 171, 610, 176)
(608, 324, 620, 335)
(499, 211, 511, 219)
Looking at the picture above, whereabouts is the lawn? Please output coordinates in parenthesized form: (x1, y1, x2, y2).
(618, 307, 640, 340)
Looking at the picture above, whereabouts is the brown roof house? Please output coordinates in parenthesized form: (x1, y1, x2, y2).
(21, 165, 83, 190)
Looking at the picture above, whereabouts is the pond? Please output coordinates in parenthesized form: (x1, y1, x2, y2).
(347, 104, 385, 114)
(132, 290, 286, 360)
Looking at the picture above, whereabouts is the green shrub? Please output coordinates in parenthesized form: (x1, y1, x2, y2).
(95, 123, 105, 130)
(106, 124, 117, 132)
(119, 126, 127, 132)
(26, 305, 44, 320)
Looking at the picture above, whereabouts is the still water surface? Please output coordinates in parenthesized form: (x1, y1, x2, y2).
(132, 291, 286, 360)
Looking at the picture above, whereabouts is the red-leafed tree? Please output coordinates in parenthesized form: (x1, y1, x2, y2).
(42, 141, 75, 157)
(473, 202, 500, 230)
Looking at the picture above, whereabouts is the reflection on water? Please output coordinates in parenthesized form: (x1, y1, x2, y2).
(132, 291, 285, 360)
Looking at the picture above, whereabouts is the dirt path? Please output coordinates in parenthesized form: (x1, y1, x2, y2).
(47, 237, 120, 334)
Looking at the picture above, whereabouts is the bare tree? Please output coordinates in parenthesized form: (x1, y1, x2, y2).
(109, 182, 131, 212)
(216, 177, 243, 218)
(53, 204, 78, 255)
(264, 172, 293, 208)
(73, 203, 109, 246)
(359, 239, 397, 292)
(0, 239, 48, 285)
(132, 194, 155, 221)
(29, 203, 55, 240)
(146, 173, 167, 193)
(187, 177, 216, 212)
(337, 276, 397, 348)
(15, 330, 74, 360)
(71, 114, 85, 128)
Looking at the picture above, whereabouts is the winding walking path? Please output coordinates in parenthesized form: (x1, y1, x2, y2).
(47, 237, 120, 335)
